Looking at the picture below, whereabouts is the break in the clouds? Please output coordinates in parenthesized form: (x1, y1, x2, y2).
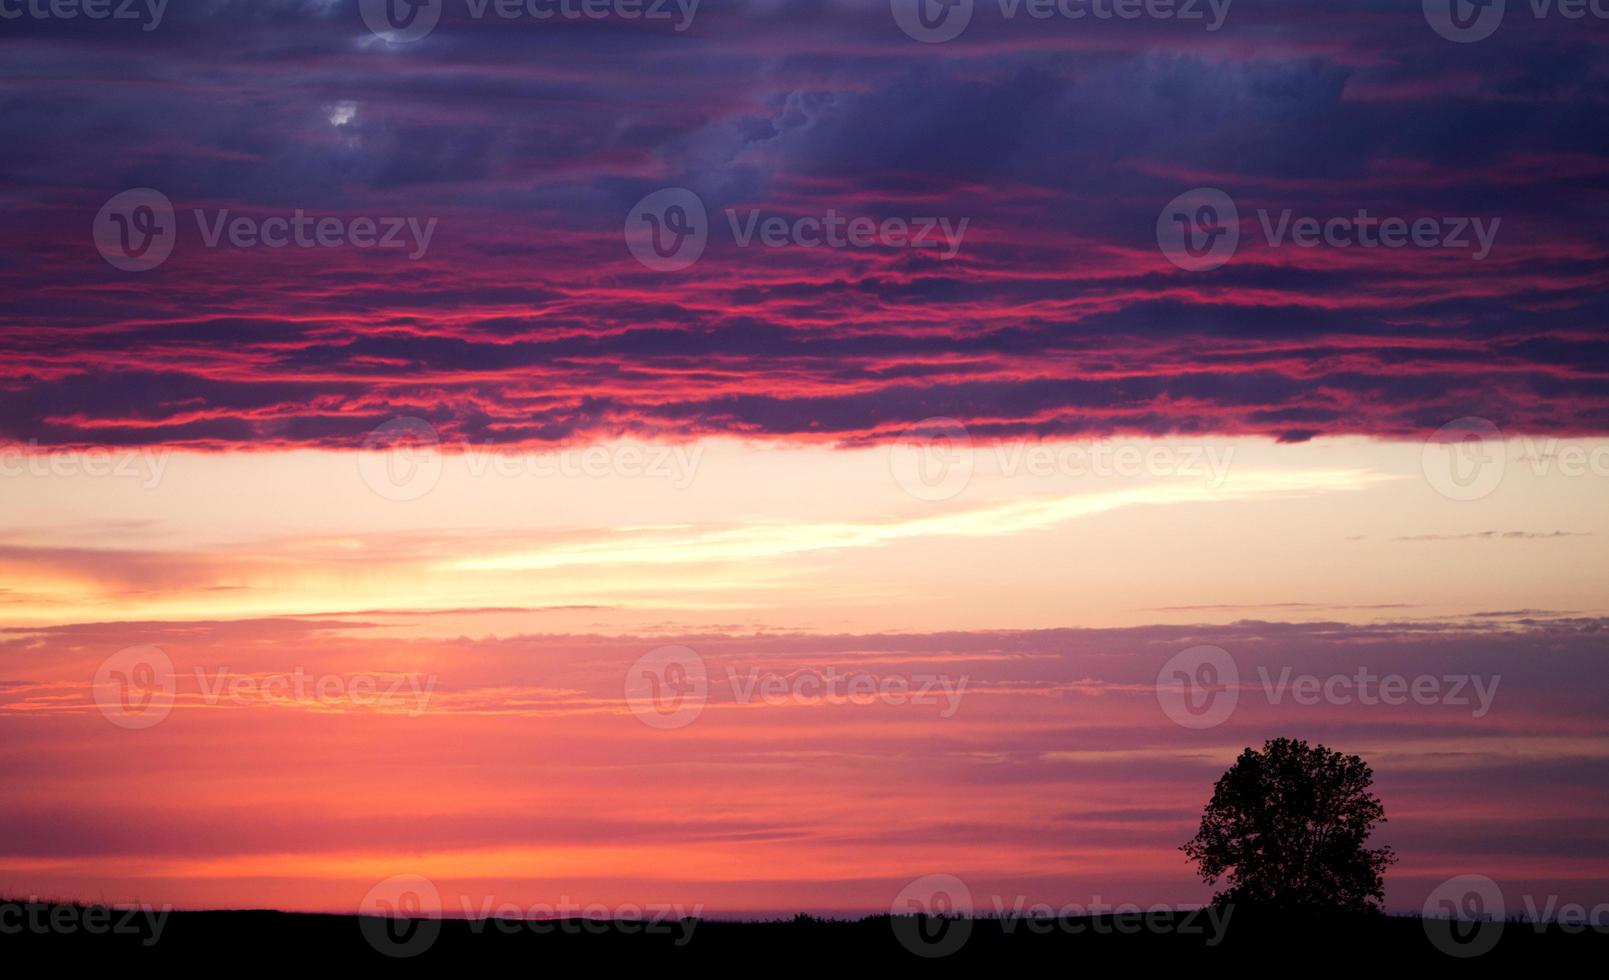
(2, 0, 1607, 449)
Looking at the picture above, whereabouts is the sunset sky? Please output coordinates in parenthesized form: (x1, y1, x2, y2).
(2, 0, 1608, 918)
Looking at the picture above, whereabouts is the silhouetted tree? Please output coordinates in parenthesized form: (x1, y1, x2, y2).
(1182, 738, 1395, 915)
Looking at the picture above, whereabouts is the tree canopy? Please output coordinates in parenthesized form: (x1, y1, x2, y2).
(1182, 738, 1396, 914)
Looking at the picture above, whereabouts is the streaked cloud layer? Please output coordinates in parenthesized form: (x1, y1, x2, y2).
(4, 438, 1606, 631)
(4, 0, 1608, 921)
(3, 617, 1607, 913)
(3, 436, 1607, 912)
(3, 0, 1607, 449)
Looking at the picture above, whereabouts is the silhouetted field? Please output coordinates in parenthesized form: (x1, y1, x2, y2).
(2, 901, 1602, 970)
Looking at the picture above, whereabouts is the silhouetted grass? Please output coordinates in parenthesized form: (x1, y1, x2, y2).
(1, 899, 1602, 970)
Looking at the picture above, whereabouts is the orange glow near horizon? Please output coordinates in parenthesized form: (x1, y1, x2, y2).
(4, 435, 1609, 914)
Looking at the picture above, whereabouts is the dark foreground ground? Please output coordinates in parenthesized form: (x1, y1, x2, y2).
(3, 902, 1603, 970)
